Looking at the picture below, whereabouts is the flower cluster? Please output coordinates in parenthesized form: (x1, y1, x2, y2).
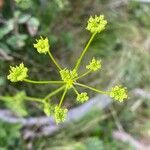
(60, 69, 78, 89)
(77, 92, 89, 103)
(34, 37, 49, 54)
(7, 15, 128, 124)
(86, 15, 107, 33)
(54, 106, 68, 124)
(86, 57, 101, 71)
(110, 85, 128, 102)
(7, 63, 28, 82)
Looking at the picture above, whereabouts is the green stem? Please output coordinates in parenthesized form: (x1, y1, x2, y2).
(0, 95, 43, 103)
(0, 96, 10, 101)
(48, 50, 62, 70)
(75, 82, 109, 95)
(76, 70, 92, 80)
(25, 96, 43, 103)
(74, 32, 96, 70)
(44, 85, 65, 100)
(24, 79, 64, 84)
(72, 86, 79, 95)
(59, 87, 67, 107)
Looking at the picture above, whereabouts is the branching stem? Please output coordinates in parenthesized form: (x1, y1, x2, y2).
(24, 79, 64, 84)
(59, 87, 67, 107)
(75, 82, 109, 95)
(25, 96, 43, 103)
(48, 50, 62, 70)
(44, 85, 65, 100)
(75, 70, 92, 80)
(74, 32, 96, 70)
(0, 95, 43, 103)
(72, 86, 79, 95)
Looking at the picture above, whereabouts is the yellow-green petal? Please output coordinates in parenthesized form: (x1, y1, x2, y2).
(59, 69, 78, 89)
(86, 15, 107, 33)
(54, 106, 68, 124)
(110, 85, 128, 102)
(86, 57, 101, 71)
(7, 63, 28, 82)
(33, 36, 49, 54)
(77, 92, 89, 103)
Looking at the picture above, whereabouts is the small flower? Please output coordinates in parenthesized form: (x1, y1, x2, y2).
(60, 69, 78, 81)
(60, 69, 78, 89)
(86, 58, 101, 71)
(43, 101, 53, 117)
(110, 85, 128, 102)
(54, 106, 68, 124)
(33, 36, 49, 54)
(70, 69, 78, 79)
(60, 69, 70, 82)
(77, 92, 89, 103)
(7, 63, 28, 82)
(86, 15, 107, 33)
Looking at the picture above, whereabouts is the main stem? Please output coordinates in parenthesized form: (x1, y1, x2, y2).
(48, 51, 62, 70)
(74, 32, 96, 71)
(24, 79, 64, 84)
(75, 82, 109, 95)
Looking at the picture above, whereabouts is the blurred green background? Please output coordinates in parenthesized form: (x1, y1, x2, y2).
(0, 0, 150, 149)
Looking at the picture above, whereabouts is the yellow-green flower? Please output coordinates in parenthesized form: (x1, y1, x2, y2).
(7, 63, 28, 82)
(86, 58, 101, 71)
(60, 69, 78, 89)
(33, 36, 49, 54)
(77, 92, 89, 103)
(54, 106, 68, 124)
(110, 85, 128, 102)
(86, 15, 107, 33)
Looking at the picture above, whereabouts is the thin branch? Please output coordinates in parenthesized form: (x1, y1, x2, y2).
(24, 79, 64, 84)
(135, 0, 150, 3)
(44, 85, 65, 100)
(74, 33, 96, 70)
(133, 88, 150, 99)
(0, 49, 13, 61)
(113, 130, 150, 150)
(75, 82, 109, 95)
(48, 51, 62, 70)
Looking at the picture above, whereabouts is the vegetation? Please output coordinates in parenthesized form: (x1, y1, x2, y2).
(0, 0, 150, 149)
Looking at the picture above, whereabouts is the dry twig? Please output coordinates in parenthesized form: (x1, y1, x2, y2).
(113, 130, 150, 150)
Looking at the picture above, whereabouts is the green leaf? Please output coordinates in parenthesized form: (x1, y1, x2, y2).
(6, 34, 28, 49)
(18, 14, 31, 24)
(84, 138, 104, 150)
(0, 122, 21, 148)
(0, 43, 11, 53)
(0, 20, 14, 39)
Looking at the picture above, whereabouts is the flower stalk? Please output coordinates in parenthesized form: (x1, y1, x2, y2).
(24, 79, 64, 84)
(48, 50, 62, 70)
(74, 32, 96, 71)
